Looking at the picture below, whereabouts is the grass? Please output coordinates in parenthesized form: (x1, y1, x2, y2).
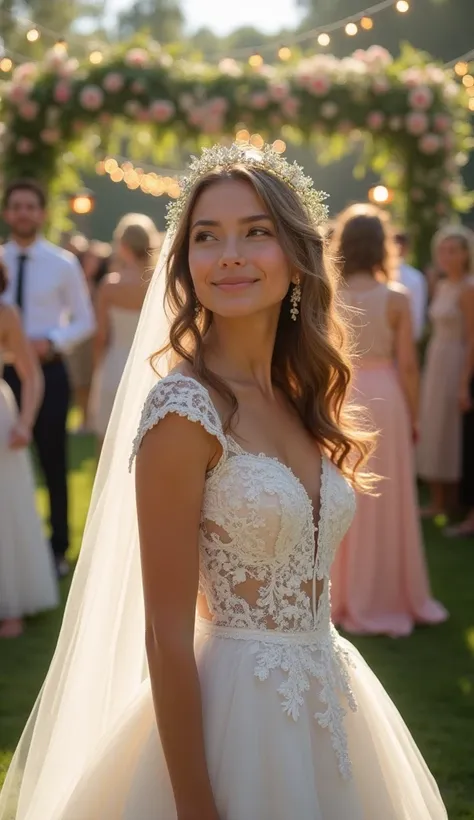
(0, 430, 474, 818)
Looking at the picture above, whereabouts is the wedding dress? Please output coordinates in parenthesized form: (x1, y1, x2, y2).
(44, 372, 447, 820)
(0, 353, 58, 622)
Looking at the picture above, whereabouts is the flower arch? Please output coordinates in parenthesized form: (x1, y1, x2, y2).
(0, 41, 471, 265)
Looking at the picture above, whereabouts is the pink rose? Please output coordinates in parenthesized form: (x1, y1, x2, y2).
(207, 97, 228, 116)
(218, 58, 242, 78)
(54, 80, 72, 104)
(280, 96, 300, 119)
(269, 81, 289, 102)
(353, 49, 367, 63)
(8, 84, 31, 105)
(320, 101, 338, 119)
(364, 45, 393, 69)
(419, 133, 442, 155)
(249, 92, 269, 110)
(103, 72, 124, 93)
(308, 75, 331, 96)
(12, 63, 38, 85)
(18, 101, 39, 120)
(58, 58, 79, 78)
(401, 68, 424, 88)
(408, 85, 434, 111)
(405, 112, 428, 136)
(149, 99, 175, 122)
(433, 114, 451, 134)
(125, 48, 149, 68)
(40, 128, 60, 145)
(16, 138, 34, 155)
(44, 49, 68, 72)
(367, 111, 385, 130)
(79, 85, 104, 112)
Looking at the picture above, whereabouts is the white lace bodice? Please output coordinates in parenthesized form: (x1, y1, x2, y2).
(130, 374, 358, 778)
(131, 374, 355, 636)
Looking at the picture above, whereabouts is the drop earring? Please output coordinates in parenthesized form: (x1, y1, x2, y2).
(290, 280, 301, 321)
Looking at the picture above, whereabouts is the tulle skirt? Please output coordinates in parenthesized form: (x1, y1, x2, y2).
(331, 362, 448, 637)
(38, 620, 447, 820)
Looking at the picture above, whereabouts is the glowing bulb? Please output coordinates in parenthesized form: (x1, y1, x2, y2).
(110, 168, 124, 183)
(369, 185, 391, 204)
(0, 58, 13, 72)
(272, 139, 286, 153)
(26, 28, 40, 42)
(248, 54, 263, 68)
(462, 75, 474, 87)
(104, 157, 118, 173)
(53, 39, 67, 53)
(455, 62, 468, 77)
(317, 33, 331, 47)
(278, 46, 292, 61)
(89, 50, 103, 64)
(345, 22, 358, 36)
(396, 0, 410, 12)
(70, 193, 95, 214)
(360, 17, 373, 30)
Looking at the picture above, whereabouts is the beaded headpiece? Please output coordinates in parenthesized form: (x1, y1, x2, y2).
(165, 141, 329, 235)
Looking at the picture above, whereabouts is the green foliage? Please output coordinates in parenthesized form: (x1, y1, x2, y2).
(0, 39, 472, 267)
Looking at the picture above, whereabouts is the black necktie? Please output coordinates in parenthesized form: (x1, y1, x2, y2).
(15, 254, 28, 312)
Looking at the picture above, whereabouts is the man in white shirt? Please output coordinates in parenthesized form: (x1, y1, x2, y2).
(394, 232, 428, 342)
(2, 179, 95, 577)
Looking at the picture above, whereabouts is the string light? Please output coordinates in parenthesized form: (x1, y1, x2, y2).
(53, 39, 67, 53)
(317, 33, 331, 46)
(89, 50, 103, 64)
(0, 57, 13, 72)
(469, 98, 474, 112)
(248, 53, 263, 68)
(368, 185, 393, 204)
(455, 61, 469, 76)
(462, 75, 474, 87)
(360, 16, 374, 29)
(395, 0, 410, 12)
(100, 155, 183, 197)
(26, 28, 40, 42)
(345, 22, 358, 36)
(278, 46, 292, 61)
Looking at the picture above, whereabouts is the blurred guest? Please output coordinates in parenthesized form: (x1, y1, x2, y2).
(394, 231, 428, 341)
(331, 204, 447, 637)
(1, 180, 95, 577)
(0, 250, 58, 638)
(64, 234, 95, 432)
(418, 225, 474, 520)
(89, 214, 160, 450)
(82, 240, 113, 290)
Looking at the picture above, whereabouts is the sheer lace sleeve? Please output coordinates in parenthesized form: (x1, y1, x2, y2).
(129, 373, 227, 471)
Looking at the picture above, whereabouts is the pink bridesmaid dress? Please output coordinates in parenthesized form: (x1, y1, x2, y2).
(331, 282, 447, 637)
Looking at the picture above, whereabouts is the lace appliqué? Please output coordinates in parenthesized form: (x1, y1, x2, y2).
(129, 374, 227, 471)
(252, 631, 356, 780)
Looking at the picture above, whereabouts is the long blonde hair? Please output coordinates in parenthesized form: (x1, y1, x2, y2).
(153, 166, 375, 490)
(114, 213, 162, 268)
(431, 224, 474, 274)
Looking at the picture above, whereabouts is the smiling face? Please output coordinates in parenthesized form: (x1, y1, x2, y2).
(188, 177, 293, 319)
(435, 236, 471, 279)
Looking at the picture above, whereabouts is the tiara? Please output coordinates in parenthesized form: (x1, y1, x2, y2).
(165, 141, 329, 235)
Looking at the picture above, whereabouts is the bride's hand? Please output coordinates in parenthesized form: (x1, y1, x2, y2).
(8, 420, 32, 450)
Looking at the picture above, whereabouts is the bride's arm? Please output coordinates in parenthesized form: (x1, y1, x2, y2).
(135, 412, 220, 820)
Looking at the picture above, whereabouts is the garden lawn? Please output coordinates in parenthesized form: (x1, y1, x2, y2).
(0, 430, 473, 818)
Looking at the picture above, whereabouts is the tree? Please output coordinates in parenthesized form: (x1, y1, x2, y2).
(116, 0, 184, 45)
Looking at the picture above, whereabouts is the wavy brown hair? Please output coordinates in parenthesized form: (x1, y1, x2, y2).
(152, 165, 376, 490)
(333, 203, 397, 281)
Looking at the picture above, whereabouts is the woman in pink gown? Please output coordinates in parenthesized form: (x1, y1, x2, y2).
(331, 205, 447, 637)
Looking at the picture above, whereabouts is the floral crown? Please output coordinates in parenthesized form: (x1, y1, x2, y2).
(165, 141, 329, 235)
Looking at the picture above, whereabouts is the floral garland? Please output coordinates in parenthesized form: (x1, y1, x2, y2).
(0, 41, 471, 265)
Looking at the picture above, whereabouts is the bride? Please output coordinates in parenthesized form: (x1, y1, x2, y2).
(0, 143, 447, 819)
